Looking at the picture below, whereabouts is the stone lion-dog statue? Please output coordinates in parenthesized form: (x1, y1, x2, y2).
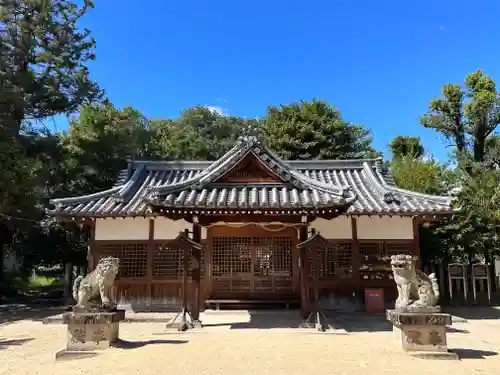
(72, 256, 120, 312)
(390, 254, 440, 311)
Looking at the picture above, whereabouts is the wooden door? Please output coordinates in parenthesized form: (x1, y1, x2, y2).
(208, 225, 298, 300)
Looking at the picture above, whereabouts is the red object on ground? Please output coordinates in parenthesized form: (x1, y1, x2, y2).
(364, 288, 385, 314)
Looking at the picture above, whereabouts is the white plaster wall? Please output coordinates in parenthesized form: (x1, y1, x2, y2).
(154, 218, 206, 240)
(310, 216, 352, 239)
(95, 218, 150, 240)
(356, 216, 413, 240)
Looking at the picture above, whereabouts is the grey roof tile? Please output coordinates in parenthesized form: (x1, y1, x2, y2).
(48, 137, 454, 217)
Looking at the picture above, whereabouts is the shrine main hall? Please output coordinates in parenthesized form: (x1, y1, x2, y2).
(48, 135, 453, 314)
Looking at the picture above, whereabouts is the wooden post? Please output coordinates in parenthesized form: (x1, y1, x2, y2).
(192, 221, 202, 320)
(87, 223, 95, 272)
(147, 219, 155, 310)
(165, 232, 203, 331)
(312, 246, 320, 316)
(297, 231, 329, 331)
(299, 225, 309, 319)
(182, 242, 189, 313)
(351, 217, 360, 282)
(412, 217, 421, 268)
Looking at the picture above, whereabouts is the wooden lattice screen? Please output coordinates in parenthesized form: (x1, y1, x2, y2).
(307, 241, 353, 279)
(97, 243, 148, 278)
(211, 235, 294, 294)
(254, 236, 293, 277)
(212, 236, 293, 278)
(212, 236, 252, 277)
(152, 243, 205, 280)
(359, 241, 413, 280)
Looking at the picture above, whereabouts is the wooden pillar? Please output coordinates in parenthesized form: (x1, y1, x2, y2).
(311, 245, 320, 316)
(412, 217, 421, 268)
(147, 219, 155, 310)
(192, 220, 202, 320)
(351, 217, 360, 287)
(299, 225, 309, 318)
(182, 241, 189, 312)
(87, 223, 95, 272)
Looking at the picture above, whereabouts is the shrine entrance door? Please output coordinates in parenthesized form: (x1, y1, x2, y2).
(208, 224, 299, 300)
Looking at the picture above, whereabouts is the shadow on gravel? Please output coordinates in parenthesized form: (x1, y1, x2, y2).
(0, 304, 66, 325)
(446, 327, 469, 334)
(328, 313, 392, 332)
(201, 310, 392, 332)
(445, 306, 500, 320)
(453, 348, 498, 359)
(0, 338, 34, 350)
(112, 338, 188, 349)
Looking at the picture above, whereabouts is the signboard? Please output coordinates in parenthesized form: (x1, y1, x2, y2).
(472, 263, 491, 304)
(472, 264, 488, 279)
(448, 264, 466, 279)
(447, 263, 467, 301)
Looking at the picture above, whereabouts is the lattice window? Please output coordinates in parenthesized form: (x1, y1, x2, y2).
(152, 243, 205, 280)
(386, 242, 412, 256)
(153, 244, 187, 279)
(308, 242, 353, 279)
(211, 235, 293, 277)
(254, 236, 293, 277)
(359, 241, 412, 280)
(212, 236, 252, 277)
(97, 243, 148, 278)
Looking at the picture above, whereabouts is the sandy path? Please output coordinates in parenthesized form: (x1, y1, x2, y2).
(1, 313, 499, 375)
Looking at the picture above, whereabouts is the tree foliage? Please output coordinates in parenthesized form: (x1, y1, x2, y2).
(0, 0, 100, 285)
(149, 106, 250, 161)
(420, 69, 500, 168)
(389, 136, 425, 159)
(260, 99, 380, 160)
(420, 70, 500, 263)
(0, 0, 101, 135)
(390, 154, 452, 196)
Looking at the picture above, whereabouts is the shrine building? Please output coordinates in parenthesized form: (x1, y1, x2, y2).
(48, 135, 454, 315)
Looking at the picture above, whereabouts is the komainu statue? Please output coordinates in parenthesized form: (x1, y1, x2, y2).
(390, 254, 440, 311)
(72, 257, 120, 312)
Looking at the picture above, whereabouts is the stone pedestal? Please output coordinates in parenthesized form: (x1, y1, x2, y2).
(386, 309, 459, 360)
(61, 310, 125, 352)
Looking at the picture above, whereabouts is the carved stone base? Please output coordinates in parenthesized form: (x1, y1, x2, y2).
(386, 309, 458, 360)
(61, 310, 125, 352)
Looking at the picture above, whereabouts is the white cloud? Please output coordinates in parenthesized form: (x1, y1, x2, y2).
(205, 105, 227, 116)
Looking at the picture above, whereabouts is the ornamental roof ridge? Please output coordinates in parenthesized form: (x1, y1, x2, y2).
(146, 135, 351, 198)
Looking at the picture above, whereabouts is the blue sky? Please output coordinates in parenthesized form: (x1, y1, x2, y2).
(53, 0, 500, 161)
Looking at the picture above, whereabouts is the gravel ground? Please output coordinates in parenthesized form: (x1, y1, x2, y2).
(1, 311, 500, 375)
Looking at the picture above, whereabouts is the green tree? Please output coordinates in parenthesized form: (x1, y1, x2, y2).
(150, 106, 251, 161)
(260, 99, 379, 160)
(434, 167, 500, 264)
(390, 154, 451, 196)
(389, 136, 425, 159)
(420, 70, 500, 264)
(0, 0, 101, 135)
(0, 0, 101, 284)
(64, 102, 152, 194)
(420, 69, 500, 168)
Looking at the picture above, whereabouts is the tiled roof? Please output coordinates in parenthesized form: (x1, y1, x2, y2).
(48, 136, 454, 217)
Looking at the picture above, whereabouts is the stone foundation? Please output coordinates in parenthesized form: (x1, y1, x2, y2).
(61, 310, 125, 351)
(386, 309, 459, 360)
